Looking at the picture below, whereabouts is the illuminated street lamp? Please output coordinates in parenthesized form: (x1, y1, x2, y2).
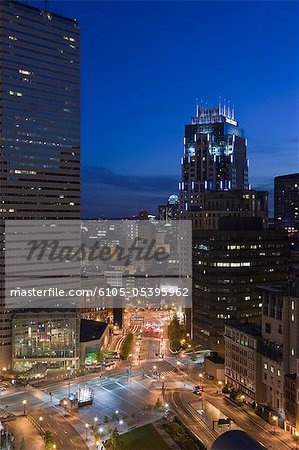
(119, 419, 124, 425)
(52, 445, 56, 449)
(199, 373, 204, 390)
(22, 400, 27, 416)
(272, 415, 278, 435)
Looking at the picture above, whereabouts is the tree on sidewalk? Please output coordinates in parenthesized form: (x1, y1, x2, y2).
(19, 436, 27, 450)
(108, 428, 122, 450)
(44, 430, 55, 450)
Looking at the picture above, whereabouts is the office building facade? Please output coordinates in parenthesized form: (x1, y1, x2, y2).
(0, 0, 80, 369)
(275, 173, 299, 233)
(193, 218, 289, 356)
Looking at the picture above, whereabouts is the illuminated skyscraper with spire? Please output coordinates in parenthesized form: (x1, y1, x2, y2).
(180, 101, 249, 220)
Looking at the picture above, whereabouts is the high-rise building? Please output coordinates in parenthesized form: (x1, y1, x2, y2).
(193, 217, 289, 356)
(180, 103, 249, 219)
(260, 281, 299, 432)
(275, 173, 299, 233)
(158, 194, 179, 220)
(0, 0, 80, 369)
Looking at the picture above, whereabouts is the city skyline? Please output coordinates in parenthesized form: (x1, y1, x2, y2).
(0, 2, 299, 450)
(29, 0, 299, 218)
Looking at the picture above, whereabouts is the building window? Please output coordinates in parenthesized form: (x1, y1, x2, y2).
(264, 362, 268, 370)
(265, 323, 271, 334)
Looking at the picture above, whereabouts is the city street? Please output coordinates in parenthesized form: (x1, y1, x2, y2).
(1, 313, 298, 450)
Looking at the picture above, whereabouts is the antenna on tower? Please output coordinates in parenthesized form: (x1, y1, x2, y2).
(223, 99, 226, 116)
(232, 104, 235, 120)
(227, 100, 231, 118)
(218, 96, 221, 114)
(196, 97, 199, 118)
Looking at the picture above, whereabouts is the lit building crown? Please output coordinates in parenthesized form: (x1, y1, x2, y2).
(192, 100, 237, 126)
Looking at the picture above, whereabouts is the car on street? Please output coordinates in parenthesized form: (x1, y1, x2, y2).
(193, 385, 203, 395)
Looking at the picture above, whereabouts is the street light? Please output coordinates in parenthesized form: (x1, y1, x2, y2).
(199, 373, 204, 389)
(272, 415, 278, 435)
(67, 367, 72, 397)
(85, 423, 89, 441)
(22, 400, 27, 416)
(52, 445, 56, 449)
(119, 420, 124, 425)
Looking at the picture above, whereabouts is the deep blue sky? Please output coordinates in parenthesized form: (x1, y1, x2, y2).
(37, 1, 299, 217)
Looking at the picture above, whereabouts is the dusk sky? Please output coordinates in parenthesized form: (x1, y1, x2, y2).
(36, 1, 299, 217)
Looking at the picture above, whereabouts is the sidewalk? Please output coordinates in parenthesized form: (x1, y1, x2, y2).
(6, 416, 44, 450)
(152, 419, 181, 449)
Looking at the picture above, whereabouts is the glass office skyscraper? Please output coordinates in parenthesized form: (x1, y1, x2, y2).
(180, 103, 249, 217)
(0, 0, 80, 369)
(275, 173, 299, 233)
